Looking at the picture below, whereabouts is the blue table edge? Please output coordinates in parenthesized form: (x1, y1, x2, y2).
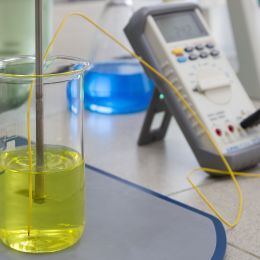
(86, 164, 227, 260)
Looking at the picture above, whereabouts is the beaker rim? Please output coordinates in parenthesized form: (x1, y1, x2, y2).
(0, 55, 90, 81)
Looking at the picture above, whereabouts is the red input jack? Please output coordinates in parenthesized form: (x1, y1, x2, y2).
(228, 125, 235, 133)
(215, 129, 222, 137)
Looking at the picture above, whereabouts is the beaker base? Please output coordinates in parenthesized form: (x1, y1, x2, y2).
(0, 226, 84, 253)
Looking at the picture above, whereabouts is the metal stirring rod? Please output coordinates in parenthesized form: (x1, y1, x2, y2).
(35, 0, 45, 200)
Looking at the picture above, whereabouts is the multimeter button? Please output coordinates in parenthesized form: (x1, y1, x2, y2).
(189, 54, 198, 61)
(172, 48, 184, 56)
(195, 44, 204, 51)
(211, 50, 220, 57)
(177, 56, 188, 63)
(184, 47, 194, 53)
(206, 43, 215, 49)
(200, 52, 208, 59)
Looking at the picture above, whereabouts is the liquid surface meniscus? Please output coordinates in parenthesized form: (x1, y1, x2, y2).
(0, 145, 85, 253)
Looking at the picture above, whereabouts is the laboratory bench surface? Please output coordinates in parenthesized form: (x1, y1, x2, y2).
(0, 160, 225, 260)
(84, 111, 260, 260)
(5, 1, 258, 259)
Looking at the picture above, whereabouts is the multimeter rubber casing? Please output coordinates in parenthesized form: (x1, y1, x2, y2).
(125, 3, 260, 171)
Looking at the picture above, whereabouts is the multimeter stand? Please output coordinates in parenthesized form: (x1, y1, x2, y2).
(138, 88, 172, 145)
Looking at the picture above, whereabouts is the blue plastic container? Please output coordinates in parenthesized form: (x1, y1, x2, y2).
(84, 60, 154, 115)
(67, 60, 154, 115)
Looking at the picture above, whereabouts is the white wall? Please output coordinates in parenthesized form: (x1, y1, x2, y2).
(52, 0, 160, 61)
(53, 1, 104, 60)
(52, 0, 237, 68)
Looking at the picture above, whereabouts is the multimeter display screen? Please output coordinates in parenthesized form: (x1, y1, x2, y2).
(155, 11, 208, 42)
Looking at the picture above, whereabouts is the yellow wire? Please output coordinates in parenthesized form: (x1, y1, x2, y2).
(27, 82, 33, 236)
(22, 12, 260, 230)
(189, 168, 260, 178)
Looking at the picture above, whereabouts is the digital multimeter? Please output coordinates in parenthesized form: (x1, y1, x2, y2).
(125, 3, 260, 171)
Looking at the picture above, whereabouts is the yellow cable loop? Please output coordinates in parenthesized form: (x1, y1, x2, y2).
(4, 12, 259, 231)
(51, 12, 241, 228)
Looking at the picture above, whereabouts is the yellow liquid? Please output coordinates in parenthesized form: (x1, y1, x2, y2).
(0, 145, 85, 253)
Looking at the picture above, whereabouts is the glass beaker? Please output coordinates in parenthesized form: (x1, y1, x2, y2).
(0, 56, 90, 253)
(81, 0, 154, 115)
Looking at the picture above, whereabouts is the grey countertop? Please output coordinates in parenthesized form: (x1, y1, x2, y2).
(0, 1, 257, 259)
(53, 1, 260, 258)
(84, 110, 260, 260)
(0, 163, 224, 260)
